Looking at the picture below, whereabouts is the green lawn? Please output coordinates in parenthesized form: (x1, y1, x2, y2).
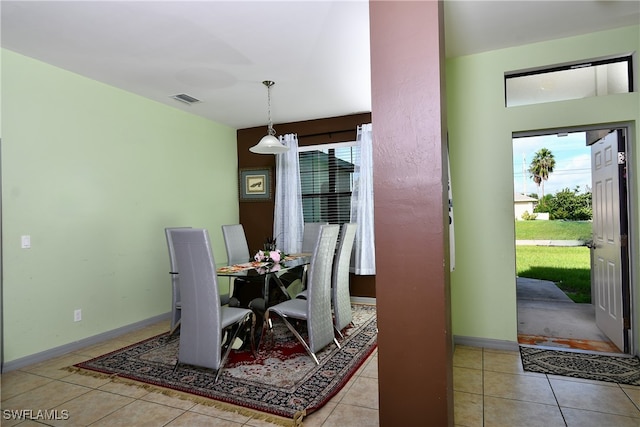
(515, 220, 592, 241)
(516, 246, 591, 303)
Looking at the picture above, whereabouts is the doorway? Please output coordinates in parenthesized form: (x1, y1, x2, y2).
(513, 125, 633, 354)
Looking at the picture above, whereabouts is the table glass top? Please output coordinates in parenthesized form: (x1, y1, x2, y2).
(216, 255, 310, 277)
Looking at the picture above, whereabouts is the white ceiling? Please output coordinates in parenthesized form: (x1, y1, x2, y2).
(2, 1, 639, 130)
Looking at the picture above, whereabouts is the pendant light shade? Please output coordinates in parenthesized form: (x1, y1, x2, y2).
(249, 80, 289, 154)
(250, 134, 289, 154)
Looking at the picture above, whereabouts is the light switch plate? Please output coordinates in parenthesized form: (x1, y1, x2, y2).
(21, 235, 31, 249)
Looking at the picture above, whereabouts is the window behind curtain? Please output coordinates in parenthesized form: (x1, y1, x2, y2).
(299, 142, 359, 224)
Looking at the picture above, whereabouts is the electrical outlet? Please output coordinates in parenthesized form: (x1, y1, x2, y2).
(74, 309, 82, 322)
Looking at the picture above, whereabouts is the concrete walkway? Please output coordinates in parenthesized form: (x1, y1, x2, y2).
(516, 277, 611, 344)
(515, 240, 586, 246)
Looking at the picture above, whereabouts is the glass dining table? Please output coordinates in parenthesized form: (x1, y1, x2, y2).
(216, 254, 311, 306)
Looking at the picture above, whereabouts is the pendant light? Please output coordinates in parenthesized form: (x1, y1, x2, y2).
(249, 80, 289, 154)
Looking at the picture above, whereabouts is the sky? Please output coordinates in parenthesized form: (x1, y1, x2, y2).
(513, 131, 591, 197)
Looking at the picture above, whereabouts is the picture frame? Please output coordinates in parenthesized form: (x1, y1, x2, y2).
(239, 167, 272, 201)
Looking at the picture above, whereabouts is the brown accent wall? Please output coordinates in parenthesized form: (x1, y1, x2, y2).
(236, 113, 375, 297)
(370, 1, 453, 425)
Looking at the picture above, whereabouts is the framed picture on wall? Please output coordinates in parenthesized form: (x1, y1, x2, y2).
(239, 167, 272, 201)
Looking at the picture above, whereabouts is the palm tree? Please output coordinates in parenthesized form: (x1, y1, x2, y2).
(528, 148, 556, 198)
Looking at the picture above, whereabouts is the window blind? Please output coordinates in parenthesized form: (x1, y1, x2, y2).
(298, 142, 360, 224)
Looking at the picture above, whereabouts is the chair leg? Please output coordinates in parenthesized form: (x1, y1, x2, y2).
(169, 319, 181, 337)
(258, 310, 273, 353)
(249, 312, 257, 358)
(215, 314, 251, 383)
(262, 309, 273, 331)
(333, 320, 354, 341)
(277, 314, 319, 365)
(220, 330, 231, 349)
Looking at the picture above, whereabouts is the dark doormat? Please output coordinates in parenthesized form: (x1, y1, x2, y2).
(520, 345, 640, 386)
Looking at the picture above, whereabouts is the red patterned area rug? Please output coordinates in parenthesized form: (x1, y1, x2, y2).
(71, 304, 377, 425)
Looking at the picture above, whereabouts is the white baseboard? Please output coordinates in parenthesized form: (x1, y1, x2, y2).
(351, 296, 376, 305)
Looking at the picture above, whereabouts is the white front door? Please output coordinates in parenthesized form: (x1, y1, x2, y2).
(590, 130, 626, 351)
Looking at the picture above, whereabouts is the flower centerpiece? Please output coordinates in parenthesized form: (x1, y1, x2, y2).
(254, 248, 283, 264)
(254, 249, 284, 273)
(254, 237, 287, 271)
(263, 236, 277, 252)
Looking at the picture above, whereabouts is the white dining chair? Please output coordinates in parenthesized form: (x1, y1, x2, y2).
(164, 227, 192, 336)
(301, 222, 327, 254)
(263, 224, 340, 364)
(221, 224, 279, 308)
(171, 228, 255, 383)
(332, 223, 357, 339)
(283, 222, 328, 298)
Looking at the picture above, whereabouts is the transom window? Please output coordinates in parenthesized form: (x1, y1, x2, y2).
(505, 55, 633, 107)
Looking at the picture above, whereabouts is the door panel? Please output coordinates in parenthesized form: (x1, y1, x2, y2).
(591, 130, 624, 351)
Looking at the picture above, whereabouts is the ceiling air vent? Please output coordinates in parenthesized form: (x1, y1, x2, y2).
(171, 93, 201, 105)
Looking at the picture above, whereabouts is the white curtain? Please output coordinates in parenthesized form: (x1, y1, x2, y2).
(273, 133, 304, 254)
(350, 123, 376, 275)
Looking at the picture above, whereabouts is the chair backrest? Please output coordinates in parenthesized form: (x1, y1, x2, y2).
(302, 222, 328, 253)
(221, 224, 251, 264)
(332, 223, 357, 332)
(171, 228, 223, 370)
(165, 227, 192, 273)
(165, 227, 192, 327)
(306, 224, 340, 353)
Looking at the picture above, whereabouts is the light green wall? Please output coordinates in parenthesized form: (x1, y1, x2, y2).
(1, 49, 239, 362)
(447, 25, 640, 346)
(3, 24, 639, 364)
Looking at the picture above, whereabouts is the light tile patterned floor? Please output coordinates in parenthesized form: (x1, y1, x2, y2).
(2, 321, 639, 426)
(454, 346, 640, 427)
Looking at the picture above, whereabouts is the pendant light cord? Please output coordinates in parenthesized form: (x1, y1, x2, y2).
(264, 80, 276, 136)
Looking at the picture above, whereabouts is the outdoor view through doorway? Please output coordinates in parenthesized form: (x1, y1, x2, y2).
(512, 128, 629, 354)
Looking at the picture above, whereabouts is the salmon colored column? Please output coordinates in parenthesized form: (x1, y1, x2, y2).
(369, 1, 453, 425)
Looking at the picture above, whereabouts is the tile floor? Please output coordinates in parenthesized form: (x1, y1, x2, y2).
(1, 321, 639, 426)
